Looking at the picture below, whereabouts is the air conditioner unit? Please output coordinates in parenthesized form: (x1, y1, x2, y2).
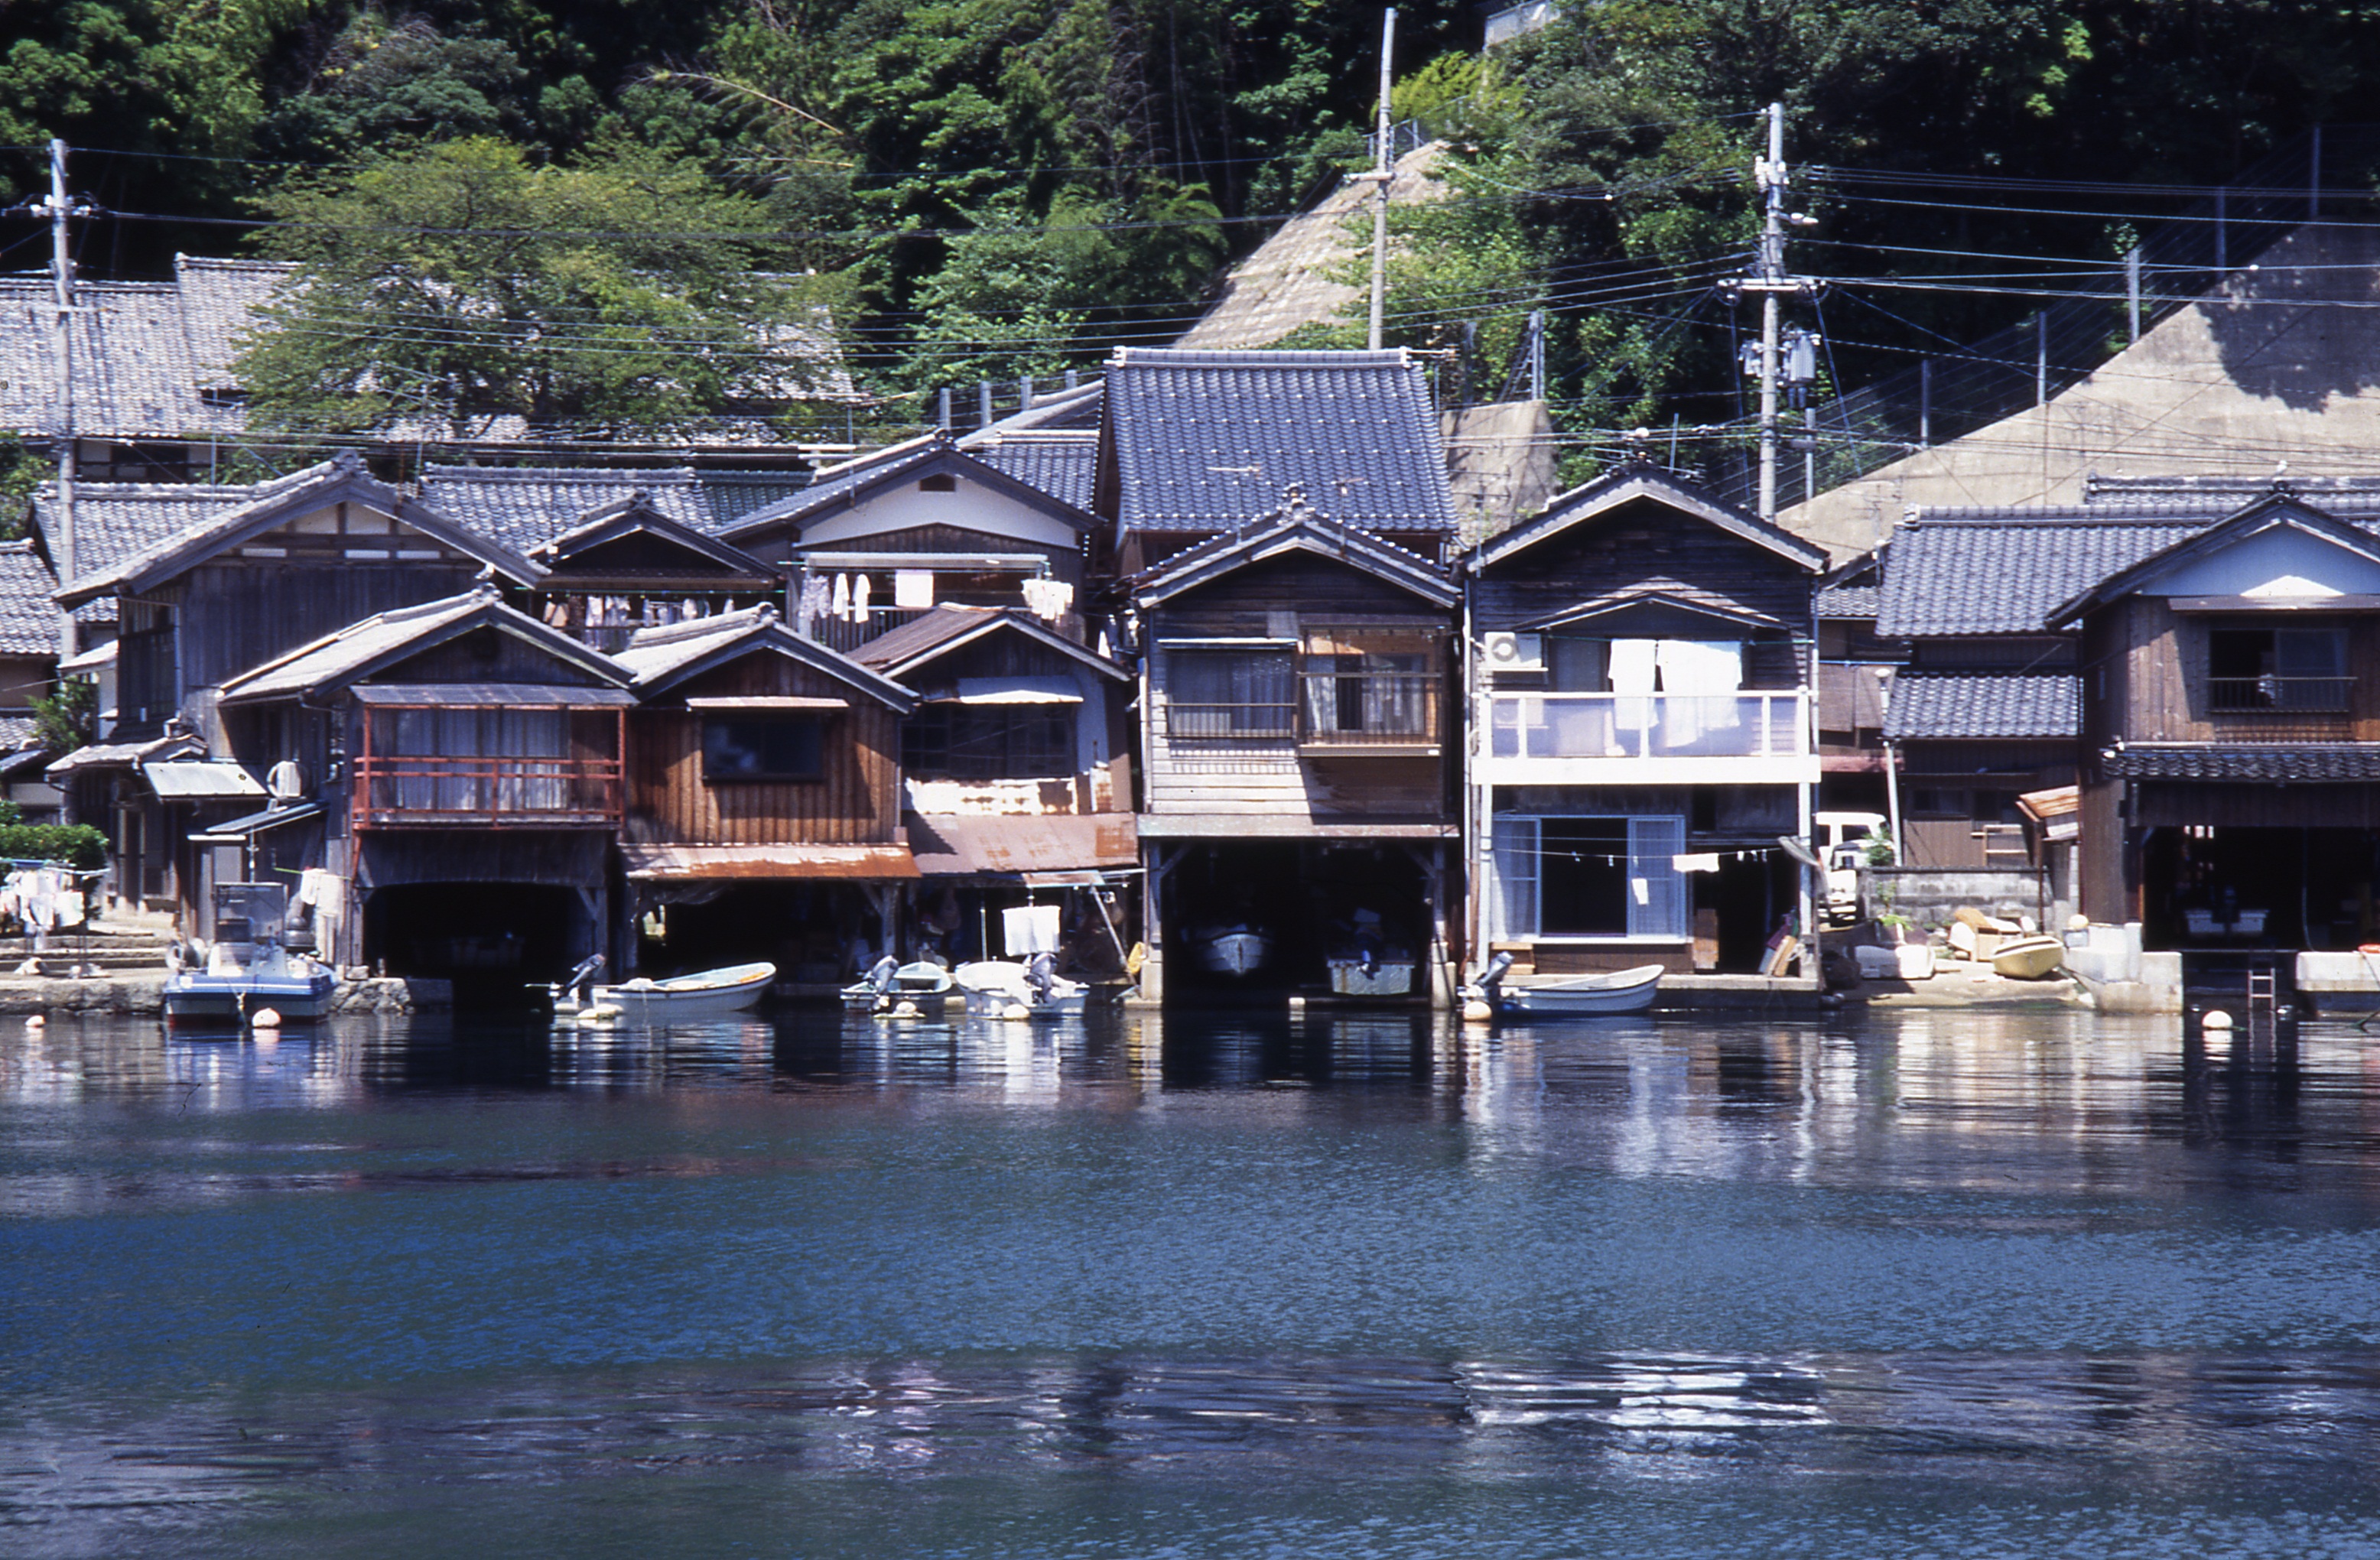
(1483, 632, 1543, 672)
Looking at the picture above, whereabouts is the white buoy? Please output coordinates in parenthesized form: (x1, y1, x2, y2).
(2203, 1008, 2235, 1032)
(1461, 999, 1494, 1024)
(24, 1013, 44, 1029)
(580, 1003, 623, 1023)
(1002, 1003, 1031, 1020)
(250, 1007, 282, 1029)
(893, 999, 920, 1018)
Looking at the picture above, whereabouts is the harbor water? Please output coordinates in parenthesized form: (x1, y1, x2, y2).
(4, 1004, 2379, 1558)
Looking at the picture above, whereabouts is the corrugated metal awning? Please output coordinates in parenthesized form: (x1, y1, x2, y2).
(190, 799, 324, 843)
(684, 695, 849, 710)
(141, 761, 266, 800)
(352, 684, 637, 707)
(930, 677, 1081, 706)
(905, 812, 1138, 877)
(620, 843, 919, 881)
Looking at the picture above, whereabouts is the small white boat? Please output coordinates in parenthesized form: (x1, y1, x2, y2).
(842, 957, 957, 1011)
(1192, 925, 1270, 977)
(954, 958, 1090, 1018)
(566, 960, 775, 1022)
(1491, 963, 1664, 1018)
(1991, 934, 2066, 980)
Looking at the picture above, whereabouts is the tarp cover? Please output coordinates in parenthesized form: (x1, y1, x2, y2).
(619, 843, 920, 880)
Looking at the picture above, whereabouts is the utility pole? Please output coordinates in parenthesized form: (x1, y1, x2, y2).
(34, 140, 83, 659)
(1364, 8, 1397, 351)
(1719, 103, 1817, 524)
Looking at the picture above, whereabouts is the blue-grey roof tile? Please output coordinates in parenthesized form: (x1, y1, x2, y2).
(1104, 349, 1455, 535)
(1885, 671, 2078, 741)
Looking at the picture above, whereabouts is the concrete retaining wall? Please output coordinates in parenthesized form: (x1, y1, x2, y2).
(0, 974, 451, 1017)
(1862, 867, 2047, 931)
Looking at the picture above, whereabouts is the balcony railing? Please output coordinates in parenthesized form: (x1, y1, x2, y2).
(2209, 675, 2354, 713)
(353, 755, 623, 828)
(1488, 691, 1809, 761)
(1165, 675, 1442, 749)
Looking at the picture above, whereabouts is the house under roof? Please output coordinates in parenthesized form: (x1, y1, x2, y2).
(1101, 348, 1458, 544)
(847, 603, 1130, 685)
(1133, 486, 1457, 609)
(612, 604, 915, 710)
(720, 431, 1096, 553)
(957, 384, 1104, 513)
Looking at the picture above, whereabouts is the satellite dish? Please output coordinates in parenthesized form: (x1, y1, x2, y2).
(1777, 835, 1824, 871)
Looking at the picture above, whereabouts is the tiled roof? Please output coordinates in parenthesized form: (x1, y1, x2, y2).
(1134, 487, 1456, 608)
(848, 603, 1129, 681)
(35, 476, 295, 590)
(421, 465, 813, 554)
(0, 278, 236, 440)
(964, 434, 1099, 512)
(1884, 671, 2079, 741)
(0, 714, 37, 752)
(1875, 513, 2206, 636)
(1816, 581, 1879, 619)
(220, 586, 624, 703)
(613, 604, 915, 708)
(1104, 348, 1457, 536)
(0, 542, 59, 657)
(721, 434, 1094, 543)
(2101, 743, 2380, 781)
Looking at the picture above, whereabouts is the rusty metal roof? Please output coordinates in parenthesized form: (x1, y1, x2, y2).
(904, 812, 1138, 877)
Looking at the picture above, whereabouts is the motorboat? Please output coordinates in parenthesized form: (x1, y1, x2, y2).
(954, 955, 1091, 1018)
(1191, 924, 1270, 977)
(1327, 908, 1413, 996)
(163, 882, 337, 1029)
(1990, 934, 2066, 980)
(1465, 951, 1662, 1018)
(554, 957, 775, 1023)
(842, 955, 958, 1012)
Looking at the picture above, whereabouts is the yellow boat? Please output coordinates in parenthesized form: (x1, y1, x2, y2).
(1991, 935, 2065, 980)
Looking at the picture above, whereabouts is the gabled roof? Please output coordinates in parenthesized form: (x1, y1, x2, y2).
(1874, 510, 2208, 639)
(32, 478, 264, 585)
(2043, 495, 2380, 626)
(612, 604, 915, 710)
(848, 603, 1131, 684)
(0, 276, 236, 441)
(1520, 588, 1788, 635)
(1884, 671, 2079, 742)
(1103, 348, 1458, 536)
(532, 491, 775, 578)
(721, 431, 1097, 545)
(1132, 487, 1457, 609)
(1465, 463, 1829, 575)
(219, 584, 626, 705)
(0, 541, 59, 658)
(56, 453, 543, 608)
(420, 464, 813, 554)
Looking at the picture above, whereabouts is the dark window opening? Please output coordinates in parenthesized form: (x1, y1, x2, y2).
(904, 706, 1074, 779)
(1539, 817, 1629, 935)
(2208, 626, 2347, 710)
(919, 473, 958, 492)
(703, 717, 825, 782)
(1168, 652, 1296, 739)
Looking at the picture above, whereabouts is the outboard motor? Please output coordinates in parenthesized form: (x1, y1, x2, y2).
(1466, 951, 1516, 1003)
(1026, 950, 1058, 1003)
(553, 953, 605, 1010)
(867, 952, 901, 998)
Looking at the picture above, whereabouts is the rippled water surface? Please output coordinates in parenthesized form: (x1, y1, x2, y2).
(4, 1005, 2379, 1557)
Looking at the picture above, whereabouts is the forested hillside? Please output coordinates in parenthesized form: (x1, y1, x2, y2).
(6, 0, 2378, 453)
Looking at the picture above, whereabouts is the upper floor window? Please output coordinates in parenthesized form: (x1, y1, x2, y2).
(905, 705, 1074, 780)
(703, 716, 824, 782)
(1166, 651, 1296, 739)
(2208, 626, 2349, 712)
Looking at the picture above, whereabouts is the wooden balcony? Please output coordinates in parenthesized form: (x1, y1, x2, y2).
(1162, 674, 1443, 756)
(351, 755, 623, 830)
(1478, 690, 1815, 785)
(2208, 675, 2355, 739)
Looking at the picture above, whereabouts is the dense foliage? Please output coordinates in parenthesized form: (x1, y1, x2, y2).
(9, 1, 2380, 443)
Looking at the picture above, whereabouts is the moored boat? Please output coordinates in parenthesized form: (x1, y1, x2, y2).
(1191, 925, 1270, 977)
(1464, 952, 1662, 1018)
(163, 882, 337, 1030)
(1990, 934, 2066, 980)
(842, 957, 958, 1012)
(954, 957, 1092, 1017)
(570, 960, 776, 1022)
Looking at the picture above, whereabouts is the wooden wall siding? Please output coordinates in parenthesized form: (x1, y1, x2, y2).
(894, 632, 1123, 814)
(552, 531, 753, 577)
(381, 629, 612, 687)
(1472, 504, 1815, 640)
(1143, 554, 1455, 820)
(625, 654, 902, 845)
(894, 635, 1085, 696)
(2096, 598, 2380, 743)
(174, 556, 483, 694)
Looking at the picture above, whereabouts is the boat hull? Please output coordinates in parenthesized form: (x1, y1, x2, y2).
(1991, 936, 2066, 980)
(163, 970, 337, 1027)
(1327, 958, 1415, 997)
(1193, 931, 1270, 977)
(590, 961, 775, 1022)
(1495, 964, 1664, 1018)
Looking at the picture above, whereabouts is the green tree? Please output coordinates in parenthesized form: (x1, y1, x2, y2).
(232, 137, 841, 437)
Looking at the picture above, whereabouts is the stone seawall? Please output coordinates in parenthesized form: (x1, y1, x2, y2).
(0, 975, 453, 1018)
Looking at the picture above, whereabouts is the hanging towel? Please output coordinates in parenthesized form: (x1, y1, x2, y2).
(851, 574, 872, 625)
(894, 570, 935, 609)
(831, 574, 851, 622)
(1672, 853, 1723, 873)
